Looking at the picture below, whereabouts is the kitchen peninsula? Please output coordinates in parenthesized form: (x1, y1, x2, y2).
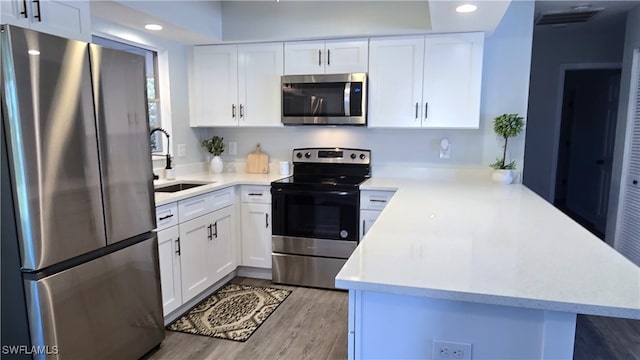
(336, 178, 640, 360)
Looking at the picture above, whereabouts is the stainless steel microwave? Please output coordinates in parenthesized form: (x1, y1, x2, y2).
(281, 73, 367, 126)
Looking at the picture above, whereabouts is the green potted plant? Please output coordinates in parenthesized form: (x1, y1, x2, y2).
(202, 136, 225, 174)
(490, 113, 525, 184)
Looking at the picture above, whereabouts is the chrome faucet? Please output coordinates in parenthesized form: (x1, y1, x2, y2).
(150, 127, 171, 180)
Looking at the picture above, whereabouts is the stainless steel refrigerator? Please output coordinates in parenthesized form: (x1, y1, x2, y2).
(1, 25, 164, 359)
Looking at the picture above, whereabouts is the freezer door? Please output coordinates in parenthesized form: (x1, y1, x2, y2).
(24, 234, 164, 360)
(89, 45, 156, 244)
(1, 26, 106, 270)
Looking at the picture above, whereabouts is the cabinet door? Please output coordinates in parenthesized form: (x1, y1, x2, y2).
(422, 32, 483, 129)
(241, 203, 272, 268)
(210, 206, 236, 282)
(368, 36, 425, 128)
(158, 226, 182, 315)
(325, 38, 369, 74)
(360, 210, 381, 240)
(32, 0, 91, 42)
(238, 43, 284, 127)
(0, 0, 30, 27)
(179, 213, 214, 303)
(191, 45, 239, 127)
(284, 40, 325, 75)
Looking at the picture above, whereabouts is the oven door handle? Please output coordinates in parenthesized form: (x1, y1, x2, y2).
(272, 188, 356, 197)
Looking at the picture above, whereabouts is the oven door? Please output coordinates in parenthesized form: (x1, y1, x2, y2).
(271, 187, 359, 241)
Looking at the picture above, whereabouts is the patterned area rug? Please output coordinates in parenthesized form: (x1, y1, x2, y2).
(167, 283, 291, 342)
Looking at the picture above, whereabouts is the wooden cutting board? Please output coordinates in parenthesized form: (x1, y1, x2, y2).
(246, 144, 269, 174)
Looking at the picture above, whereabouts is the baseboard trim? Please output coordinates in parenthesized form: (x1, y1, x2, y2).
(236, 266, 272, 280)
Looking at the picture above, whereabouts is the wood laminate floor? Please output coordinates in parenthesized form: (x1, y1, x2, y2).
(147, 277, 639, 360)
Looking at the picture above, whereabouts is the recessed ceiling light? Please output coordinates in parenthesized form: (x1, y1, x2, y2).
(145, 24, 163, 31)
(456, 4, 478, 13)
(28, 49, 40, 55)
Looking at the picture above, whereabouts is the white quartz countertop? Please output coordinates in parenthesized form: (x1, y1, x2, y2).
(338, 178, 640, 319)
(154, 172, 287, 206)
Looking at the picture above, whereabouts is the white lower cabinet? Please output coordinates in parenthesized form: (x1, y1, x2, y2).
(157, 225, 182, 315)
(360, 210, 381, 240)
(155, 186, 237, 316)
(240, 186, 272, 268)
(241, 202, 272, 268)
(360, 190, 396, 240)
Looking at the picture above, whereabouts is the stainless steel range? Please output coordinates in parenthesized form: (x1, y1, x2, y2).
(270, 148, 371, 289)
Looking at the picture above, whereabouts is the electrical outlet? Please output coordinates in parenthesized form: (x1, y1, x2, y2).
(177, 144, 186, 157)
(433, 340, 472, 360)
(229, 141, 238, 156)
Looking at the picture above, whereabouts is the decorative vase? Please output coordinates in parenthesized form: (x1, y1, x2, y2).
(492, 169, 514, 184)
(210, 155, 223, 174)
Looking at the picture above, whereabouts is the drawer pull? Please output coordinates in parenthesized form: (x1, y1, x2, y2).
(159, 214, 174, 221)
(370, 199, 387, 203)
(248, 193, 263, 196)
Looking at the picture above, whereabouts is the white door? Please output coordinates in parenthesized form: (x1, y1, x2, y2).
(422, 32, 483, 129)
(368, 36, 425, 128)
(29, 0, 91, 42)
(157, 225, 182, 315)
(360, 210, 381, 240)
(191, 45, 239, 127)
(284, 40, 325, 75)
(179, 213, 214, 303)
(324, 38, 369, 74)
(241, 203, 272, 268)
(238, 43, 284, 127)
(210, 206, 236, 282)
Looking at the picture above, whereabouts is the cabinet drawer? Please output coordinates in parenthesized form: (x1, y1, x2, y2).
(241, 186, 271, 204)
(156, 202, 178, 231)
(210, 186, 235, 211)
(178, 193, 211, 223)
(360, 191, 395, 210)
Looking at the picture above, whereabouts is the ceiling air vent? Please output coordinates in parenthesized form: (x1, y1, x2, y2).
(536, 8, 603, 26)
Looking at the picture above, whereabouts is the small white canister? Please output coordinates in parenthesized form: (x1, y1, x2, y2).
(279, 161, 291, 175)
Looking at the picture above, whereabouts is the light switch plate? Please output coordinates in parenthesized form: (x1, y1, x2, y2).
(177, 144, 186, 157)
(229, 141, 238, 156)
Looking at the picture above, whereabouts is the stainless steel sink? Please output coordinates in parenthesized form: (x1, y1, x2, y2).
(154, 181, 212, 193)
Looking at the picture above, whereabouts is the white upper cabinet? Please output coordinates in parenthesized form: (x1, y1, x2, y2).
(368, 32, 484, 129)
(237, 43, 284, 127)
(1, 0, 91, 42)
(368, 36, 425, 128)
(284, 38, 368, 75)
(191, 43, 283, 127)
(422, 33, 484, 129)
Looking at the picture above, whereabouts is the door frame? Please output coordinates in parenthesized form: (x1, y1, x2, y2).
(549, 62, 622, 203)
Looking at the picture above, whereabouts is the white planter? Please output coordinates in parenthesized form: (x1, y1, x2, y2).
(210, 156, 224, 174)
(492, 169, 514, 184)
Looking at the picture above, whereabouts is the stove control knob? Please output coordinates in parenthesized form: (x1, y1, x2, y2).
(305, 152, 311, 159)
(350, 153, 357, 160)
(296, 152, 303, 159)
(360, 153, 366, 160)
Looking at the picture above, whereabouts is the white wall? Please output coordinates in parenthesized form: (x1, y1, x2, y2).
(205, 1, 534, 177)
(523, 20, 626, 201)
(92, 17, 209, 167)
(608, 4, 640, 246)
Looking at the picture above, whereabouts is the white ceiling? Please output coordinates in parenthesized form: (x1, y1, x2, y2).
(90, 0, 512, 45)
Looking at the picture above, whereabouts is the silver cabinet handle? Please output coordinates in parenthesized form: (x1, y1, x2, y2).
(159, 214, 174, 221)
(20, 0, 28, 18)
(239, 104, 244, 118)
(232, 104, 236, 118)
(175, 238, 181, 255)
(265, 213, 269, 228)
(327, 49, 331, 66)
(33, 0, 41, 21)
(318, 49, 322, 67)
(425, 102, 428, 119)
(415, 102, 419, 119)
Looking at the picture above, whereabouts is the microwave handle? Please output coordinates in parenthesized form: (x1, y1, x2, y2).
(344, 82, 351, 117)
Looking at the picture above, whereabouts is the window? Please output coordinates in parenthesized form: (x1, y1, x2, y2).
(92, 36, 163, 153)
